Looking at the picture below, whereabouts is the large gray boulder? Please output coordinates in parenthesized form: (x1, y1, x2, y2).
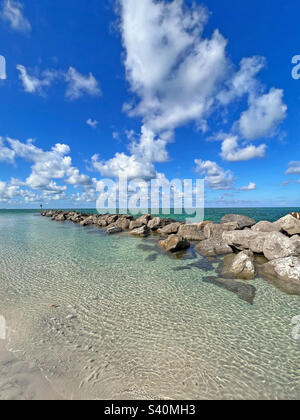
(147, 217, 172, 231)
(259, 257, 300, 295)
(158, 235, 190, 253)
(129, 219, 144, 230)
(157, 222, 182, 235)
(114, 217, 131, 230)
(80, 216, 94, 226)
(177, 223, 207, 241)
(251, 221, 280, 233)
(227, 250, 255, 280)
(204, 222, 238, 239)
(130, 225, 150, 237)
(263, 232, 300, 261)
(137, 214, 153, 225)
(222, 230, 266, 253)
(195, 239, 233, 257)
(54, 213, 66, 222)
(220, 214, 256, 229)
(274, 214, 300, 235)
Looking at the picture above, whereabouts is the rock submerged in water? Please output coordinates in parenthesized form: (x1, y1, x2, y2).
(203, 276, 256, 305)
(158, 235, 190, 253)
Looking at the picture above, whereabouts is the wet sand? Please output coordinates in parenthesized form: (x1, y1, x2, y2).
(0, 341, 62, 400)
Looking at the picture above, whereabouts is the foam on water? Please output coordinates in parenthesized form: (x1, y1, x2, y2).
(0, 213, 299, 399)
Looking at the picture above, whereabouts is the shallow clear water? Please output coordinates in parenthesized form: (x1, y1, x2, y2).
(0, 213, 299, 400)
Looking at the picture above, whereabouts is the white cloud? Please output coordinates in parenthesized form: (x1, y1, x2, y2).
(16, 65, 58, 94)
(92, 125, 169, 180)
(195, 159, 234, 190)
(0, 136, 15, 163)
(86, 118, 99, 129)
(0, 0, 31, 33)
(120, 0, 228, 133)
(218, 56, 265, 105)
(239, 88, 287, 140)
(220, 135, 266, 162)
(3, 137, 93, 195)
(92, 151, 156, 180)
(65, 67, 101, 100)
(286, 161, 300, 176)
(16, 65, 101, 100)
(239, 182, 256, 191)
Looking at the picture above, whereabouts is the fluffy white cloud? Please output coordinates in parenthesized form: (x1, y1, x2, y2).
(65, 67, 101, 100)
(2, 137, 93, 196)
(86, 118, 99, 129)
(218, 56, 265, 105)
(16, 65, 101, 100)
(239, 182, 257, 191)
(16, 65, 58, 94)
(0, 136, 15, 163)
(220, 135, 266, 162)
(92, 152, 156, 180)
(195, 159, 234, 190)
(286, 161, 300, 175)
(0, 0, 31, 33)
(239, 88, 287, 140)
(92, 125, 169, 180)
(120, 0, 228, 133)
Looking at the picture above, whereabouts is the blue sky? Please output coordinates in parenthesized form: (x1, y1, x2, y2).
(0, 0, 299, 208)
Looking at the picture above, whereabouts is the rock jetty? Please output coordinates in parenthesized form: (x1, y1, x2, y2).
(41, 210, 300, 299)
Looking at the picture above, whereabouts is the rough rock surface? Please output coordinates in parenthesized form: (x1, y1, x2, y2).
(274, 214, 300, 235)
(107, 226, 123, 235)
(177, 223, 207, 241)
(259, 257, 300, 295)
(158, 235, 190, 253)
(129, 220, 144, 230)
(263, 232, 300, 260)
(157, 223, 182, 235)
(251, 221, 280, 232)
(53, 213, 66, 222)
(222, 230, 266, 253)
(204, 222, 238, 239)
(130, 226, 150, 237)
(203, 276, 256, 305)
(80, 216, 94, 226)
(195, 239, 233, 257)
(228, 250, 255, 280)
(220, 214, 256, 229)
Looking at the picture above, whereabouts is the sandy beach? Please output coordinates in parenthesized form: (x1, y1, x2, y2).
(0, 341, 61, 400)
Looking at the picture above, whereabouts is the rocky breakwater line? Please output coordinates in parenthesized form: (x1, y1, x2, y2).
(41, 211, 300, 303)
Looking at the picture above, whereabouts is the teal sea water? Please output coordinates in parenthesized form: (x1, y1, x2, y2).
(0, 209, 300, 399)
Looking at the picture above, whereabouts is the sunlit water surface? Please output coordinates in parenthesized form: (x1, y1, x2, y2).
(0, 213, 299, 400)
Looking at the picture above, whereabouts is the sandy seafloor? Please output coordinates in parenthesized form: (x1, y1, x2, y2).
(0, 210, 300, 400)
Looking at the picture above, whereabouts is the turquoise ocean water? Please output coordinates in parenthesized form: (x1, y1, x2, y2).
(0, 209, 299, 400)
